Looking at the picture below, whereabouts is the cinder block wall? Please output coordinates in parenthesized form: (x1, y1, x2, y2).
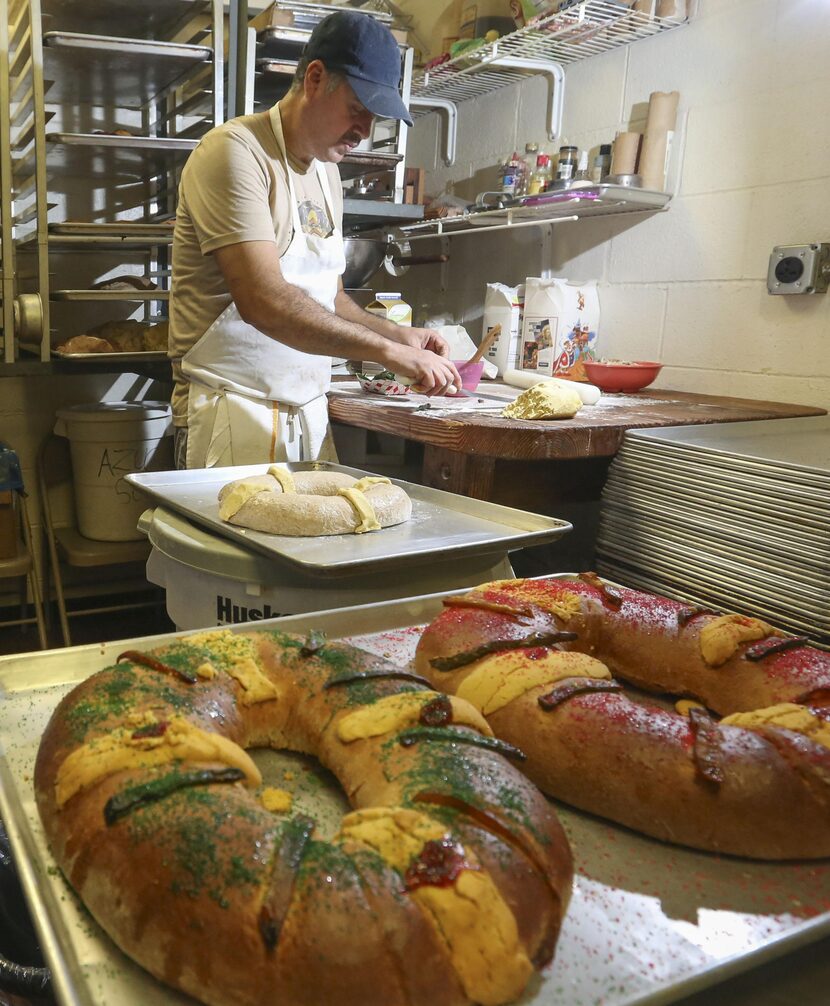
(399, 0, 830, 409)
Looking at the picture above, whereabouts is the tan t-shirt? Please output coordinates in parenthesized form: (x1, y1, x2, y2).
(169, 104, 344, 426)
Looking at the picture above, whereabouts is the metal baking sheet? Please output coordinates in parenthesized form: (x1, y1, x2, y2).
(626, 417, 830, 475)
(601, 478, 830, 550)
(596, 522, 830, 608)
(45, 133, 196, 178)
(1, 585, 830, 1006)
(41, 0, 212, 40)
(596, 514, 830, 601)
(257, 24, 311, 55)
(602, 477, 830, 542)
(47, 132, 197, 152)
(49, 222, 175, 235)
(593, 559, 830, 646)
(600, 494, 830, 565)
(605, 460, 830, 518)
(598, 499, 830, 577)
(618, 441, 830, 492)
(52, 350, 168, 362)
(51, 290, 169, 302)
(612, 446, 830, 495)
(595, 557, 830, 647)
(594, 539, 830, 636)
(43, 32, 212, 109)
(125, 461, 572, 577)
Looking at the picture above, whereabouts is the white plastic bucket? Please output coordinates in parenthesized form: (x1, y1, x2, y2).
(54, 401, 173, 542)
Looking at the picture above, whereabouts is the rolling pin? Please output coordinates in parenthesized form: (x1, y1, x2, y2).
(502, 369, 602, 405)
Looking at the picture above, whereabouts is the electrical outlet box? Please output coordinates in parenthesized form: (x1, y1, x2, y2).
(767, 243, 830, 295)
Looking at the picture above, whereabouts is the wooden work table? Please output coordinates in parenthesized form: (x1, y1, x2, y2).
(328, 384, 826, 506)
(329, 384, 826, 583)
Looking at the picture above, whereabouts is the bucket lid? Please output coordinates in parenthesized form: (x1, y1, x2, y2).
(55, 400, 171, 423)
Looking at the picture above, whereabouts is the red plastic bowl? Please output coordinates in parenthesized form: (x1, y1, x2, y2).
(582, 360, 662, 393)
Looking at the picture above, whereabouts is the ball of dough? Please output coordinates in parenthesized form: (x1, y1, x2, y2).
(501, 382, 583, 420)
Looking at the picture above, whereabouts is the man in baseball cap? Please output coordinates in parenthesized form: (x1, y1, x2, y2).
(169, 10, 458, 470)
(301, 10, 414, 127)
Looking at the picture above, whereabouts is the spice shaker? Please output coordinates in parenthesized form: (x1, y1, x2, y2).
(591, 143, 613, 183)
(556, 145, 579, 182)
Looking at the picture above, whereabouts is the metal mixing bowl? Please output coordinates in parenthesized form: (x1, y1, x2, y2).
(342, 237, 388, 289)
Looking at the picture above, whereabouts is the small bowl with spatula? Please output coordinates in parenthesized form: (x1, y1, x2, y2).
(446, 324, 501, 395)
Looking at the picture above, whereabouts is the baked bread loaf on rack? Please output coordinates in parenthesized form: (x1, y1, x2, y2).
(415, 574, 830, 860)
(218, 466, 412, 536)
(35, 627, 572, 1006)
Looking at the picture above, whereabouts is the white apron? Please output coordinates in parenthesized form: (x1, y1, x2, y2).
(181, 104, 346, 469)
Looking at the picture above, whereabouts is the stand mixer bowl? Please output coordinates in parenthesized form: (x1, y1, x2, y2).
(342, 237, 388, 290)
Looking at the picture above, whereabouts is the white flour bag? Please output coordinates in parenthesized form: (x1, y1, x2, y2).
(481, 283, 524, 377)
(520, 278, 600, 381)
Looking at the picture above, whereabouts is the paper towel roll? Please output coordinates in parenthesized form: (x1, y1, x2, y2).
(503, 369, 602, 405)
(610, 132, 642, 176)
(638, 90, 680, 191)
(657, 0, 686, 17)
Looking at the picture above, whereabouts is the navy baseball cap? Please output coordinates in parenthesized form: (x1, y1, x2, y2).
(303, 11, 413, 127)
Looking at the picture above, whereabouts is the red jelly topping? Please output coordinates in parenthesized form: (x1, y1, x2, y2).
(131, 721, 168, 740)
(404, 838, 475, 891)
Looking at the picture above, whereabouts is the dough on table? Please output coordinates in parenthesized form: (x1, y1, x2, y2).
(502, 382, 583, 420)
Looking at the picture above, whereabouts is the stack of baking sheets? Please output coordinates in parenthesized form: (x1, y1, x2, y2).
(595, 416, 830, 644)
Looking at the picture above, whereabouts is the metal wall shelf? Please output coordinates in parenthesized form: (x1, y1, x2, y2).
(412, 1, 689, 105)
(399, 183, 669, 239)
(411, 0, 690, 165)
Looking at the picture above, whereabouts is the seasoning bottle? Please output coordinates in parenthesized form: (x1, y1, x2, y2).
(499, 151, 524, 197)
(591, 143, 613, 183)
(556, 145, 579, 182)
(516, 142, 539, 196)
(528, 153, 552, 195)
(573, 150, 590, 181)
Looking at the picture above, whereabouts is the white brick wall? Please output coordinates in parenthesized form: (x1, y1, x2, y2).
(400, 0, 830, 409)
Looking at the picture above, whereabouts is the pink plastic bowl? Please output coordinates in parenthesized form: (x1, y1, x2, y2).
(451, 360, 485, 395)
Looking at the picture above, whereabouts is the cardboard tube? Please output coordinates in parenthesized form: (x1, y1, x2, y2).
(638, 90, 679, 191)
(610, 132, 641, 175)
(657, 0, 686, 16)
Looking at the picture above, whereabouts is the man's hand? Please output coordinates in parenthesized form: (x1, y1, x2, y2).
(392, 345, 462, 397)
(395, 325, 452, 359)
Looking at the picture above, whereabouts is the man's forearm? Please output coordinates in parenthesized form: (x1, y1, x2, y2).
(213, 241, 459, 392)
(334, 289, 406, 343)
(241, 267, 399, 367)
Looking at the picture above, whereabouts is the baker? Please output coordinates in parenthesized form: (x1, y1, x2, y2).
(169, 11, 461, 469)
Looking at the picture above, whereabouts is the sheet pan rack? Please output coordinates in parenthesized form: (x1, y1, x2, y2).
(2, 0, 224, 364)
(1, 0, 50, 362)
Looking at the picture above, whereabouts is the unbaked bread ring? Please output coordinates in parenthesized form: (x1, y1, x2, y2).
(35, 628, 572, 1006)
(415, 575, 830, 860)
(218, 467, 412, 536)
